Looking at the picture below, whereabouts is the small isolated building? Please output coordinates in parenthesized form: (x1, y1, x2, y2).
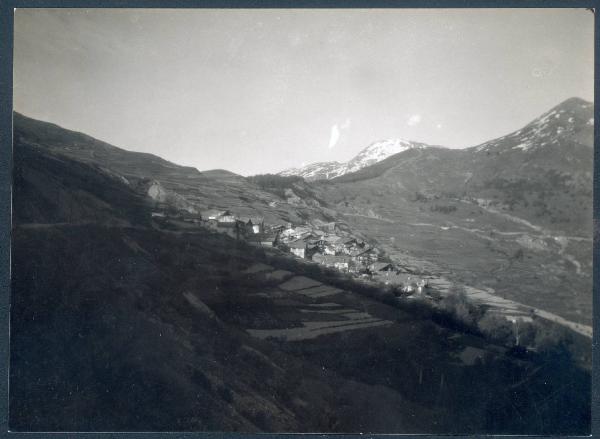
(380, 272, 427, 293)
(369, 262, 395, 273)
(247, 232, 279, 247)
(201, 209, 226, 220)
(323, 234, 342, 244)
(250, 218, 264, 234)
(261, 233, 278, 247)
(280, 227, 297, 239)
(288, 240, 307, 258)
(268, 224, 286, 233)
(180, 211, 203, 223)
(322, 222, 337, 233)
(218, 210, 236, 223)
(352, 248, 379, 265)
(312, 254, 351, 271)
(415, 279, 428, 294)
(323, 244, 337, 255)
(240, 216, 264, 234)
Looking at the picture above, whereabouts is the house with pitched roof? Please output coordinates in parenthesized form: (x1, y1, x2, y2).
(239, 216, 264, 234)
(247, 231, 279, 247)
(369, 262, 395, 273)
(288, 240, 308, 258)
(312, 254, 351, 271)
(201, 209, 226, 220)
(218, 210, 236, 223)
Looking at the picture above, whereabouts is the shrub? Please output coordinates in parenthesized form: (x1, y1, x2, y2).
(217, 385, 234, 403)
(478, 313, 515, 344)
(439, 288, 483, 329)
(532, 321, 573, 355)
(413, 191, 428, 202)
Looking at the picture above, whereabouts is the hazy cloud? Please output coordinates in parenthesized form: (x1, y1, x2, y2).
(328, 118, 352, 149)
(328, 124, 340, 149)
(407, 114, 422, 126)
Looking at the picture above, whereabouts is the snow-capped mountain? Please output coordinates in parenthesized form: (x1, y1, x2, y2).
(320, 97, 593, 235)
(472, 97, 593, 154)
(280, 139, 432, 181)
(279, 161, 345, 181)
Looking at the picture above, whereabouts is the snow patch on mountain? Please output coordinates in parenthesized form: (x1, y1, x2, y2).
(279, 161, 344, 179)
(473, 98, 594, 154)
(280, 138, 430, 181)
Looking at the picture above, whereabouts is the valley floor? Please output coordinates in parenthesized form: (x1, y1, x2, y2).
(334, 195, 592, 330)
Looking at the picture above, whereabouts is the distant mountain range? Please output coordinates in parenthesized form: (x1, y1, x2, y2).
(279, 139, 433, 181)
(280, 97, 594, 185)
(311, 97, 593, 326)
(321, 97, 593, 232)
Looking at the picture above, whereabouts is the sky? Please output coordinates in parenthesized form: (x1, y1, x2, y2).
(14, 8, 594, 175)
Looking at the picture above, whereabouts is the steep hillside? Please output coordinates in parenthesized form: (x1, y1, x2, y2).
(465, 97, 593, 230)
(13, 113, 340, 227)
(325, 98, 593, 232)
(280, 139, 433, 181)
(10, 114, 591, 433)
(13, 143, 152, 226)
(314, 98, 593, 325)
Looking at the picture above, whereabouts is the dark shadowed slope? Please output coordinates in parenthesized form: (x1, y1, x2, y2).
(13, 143, 152, 226)
(10, 108, 591, 433)
(10, 143, 353, 432)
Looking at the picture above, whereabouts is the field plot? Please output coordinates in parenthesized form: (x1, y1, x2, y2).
(246, 275, 394, 341)
(341, 207, 592, 327)
(279, 276, 322, 291)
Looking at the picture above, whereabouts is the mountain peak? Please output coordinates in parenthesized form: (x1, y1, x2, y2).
(348, 139, 429, 168)
(474, 97, 594, 154)
(555, 96, 593, 110)
(280, 138, 432, 181)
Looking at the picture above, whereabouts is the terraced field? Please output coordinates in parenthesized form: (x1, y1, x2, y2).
(241, 269, 394, 341)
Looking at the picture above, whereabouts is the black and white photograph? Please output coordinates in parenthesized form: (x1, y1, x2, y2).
(9, 7, 594, 434)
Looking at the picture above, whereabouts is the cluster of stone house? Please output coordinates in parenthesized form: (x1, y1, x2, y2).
(369, 265, 429, 294)
(151, 206, 277, 242)
(200, 209, 283, 245)
(150, 206, 428, 295)
(277, 223, 430, 293)
(277, 223, 386, 275)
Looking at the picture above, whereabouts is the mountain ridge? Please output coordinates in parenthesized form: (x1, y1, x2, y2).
(311, 96, 593, 326)
(12, 111, 347, 228)
(279, 138, 436, 181)
(281, 97, 592, 183)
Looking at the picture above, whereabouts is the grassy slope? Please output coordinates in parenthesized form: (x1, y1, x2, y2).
(13, 112, 338, 227)
(11, 222, 591, 433)
(312, 109, 593, 325)
(10, 117, 591, 434)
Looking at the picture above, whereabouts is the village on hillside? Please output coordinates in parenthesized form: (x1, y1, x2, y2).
(150, 205, 431, 297)
(149, 203, 585, 337)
